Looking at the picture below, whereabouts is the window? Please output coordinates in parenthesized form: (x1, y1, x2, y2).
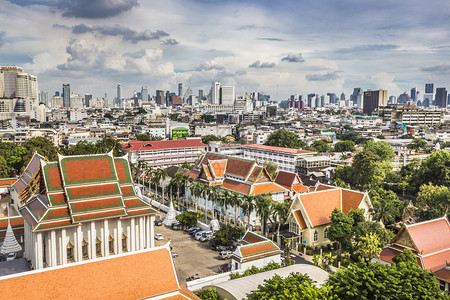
(313, 231, 318, 242)
(122, 233, 128, 252)
(67, 242, 75, 262)
(109, 236, 115, 254)
(96, 238, 102, 257)
(82, 240, 89, 260)
(324, 228, 328, 240)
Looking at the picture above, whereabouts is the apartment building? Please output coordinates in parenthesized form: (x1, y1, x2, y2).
(377, 104, 444, 126)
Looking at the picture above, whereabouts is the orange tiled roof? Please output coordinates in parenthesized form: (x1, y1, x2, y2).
(221, 179, 251, 194)
(292, 183, 309, 193)
(293, 210, 307, 229)
(0, 178, 16, 188)
(250, 183, 286, 195)
(241, 231, 266, 244)
(422, 250, 450, 273)
(275, 170, 297, 186)
(244, 144, 315, 154)
(341, 189, 365, 214)
(406, 217, 450, 256)
(434, 268, 450, 283)
(209, 160, 227, 178)
(199, 153, 254, 178)
(0, 246, 200, 300)
(314, 184, 337, 192)
(63, 157, 115, 183)
(123, 139, 206, 151)
(299, 189, 341, 227)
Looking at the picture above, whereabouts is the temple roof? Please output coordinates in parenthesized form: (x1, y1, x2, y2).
(13, 152, 157, 233)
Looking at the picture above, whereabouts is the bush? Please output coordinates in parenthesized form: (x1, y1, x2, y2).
(195, 288, 218, 300)
(230, 262, 282, 279)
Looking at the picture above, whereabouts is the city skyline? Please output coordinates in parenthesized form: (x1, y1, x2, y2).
(1, 0, 450, 100)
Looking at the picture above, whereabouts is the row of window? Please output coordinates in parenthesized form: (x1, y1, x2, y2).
(66, 234, 128, 262)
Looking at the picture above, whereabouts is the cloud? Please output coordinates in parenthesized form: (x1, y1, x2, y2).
(421, 64, 450, 73)
(334, 44, 400, 54)
(281, 53, 305, 63)
(249, 60, 276, 68)
(256, 37, 284, 42)
(0, 32, 5, 47)
(161, 38, 179, 45)
(235, 25, 255, 31)
(71, 24, 169, 43)
(306, 71, 340, 81)
(56, 0, 139, 19)
(195, 62, 226, 71)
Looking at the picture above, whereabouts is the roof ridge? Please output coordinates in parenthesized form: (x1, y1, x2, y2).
(407, 215, 449, 228)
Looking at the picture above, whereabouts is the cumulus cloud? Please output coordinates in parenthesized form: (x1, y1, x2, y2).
(56, 0, 139, 19)
(0, 32, 5, 47)
(161, 38, 179, 45)
(281, 53, 305, 63)
(306, 71, 340, 81)
(421, 64, 450, 73)
(71, 24, 169, 43)
(249, 60, 276, 68)
(196, 62, 226, 71)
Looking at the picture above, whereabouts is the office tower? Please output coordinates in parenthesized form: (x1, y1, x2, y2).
(198, 89, 203, 102)
(340, 92, 345, 101)
(39, 91, 48, 106)
(350, 88, 362, 106)
(156, 90, 164, 106)
(117, 83, 122, 101)
(211, 81, 221, 104)
(84, 93, 92, 108)
(1, 66, 22, 98)
(435, 88, 447, 108)
(363, 89, 387, 115)
(183, 87, 192, 103)
(54, 91, 60, 97)
(425, 83, 434, 94)
(424, 83, 434, 105)
(389, 96, 397, 104)
(411, 87, 417, 102)
(307, 93, 315, 108)
(141, 86, 148, 102)
(448, 94, 450, 106)
(315, 95, 320, 108)
(327, 93, 337, 104)
(178, 83, 183, 97)
(220, 86, 235, 105)
(62, 84, 70, 107)
(70, 94, 83, 109)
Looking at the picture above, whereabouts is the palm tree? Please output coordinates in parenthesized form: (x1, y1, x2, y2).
(170, 172, 185, 210)
(185, 177, 194, 208)
(159, 169, 168, 203)
(241, 194, 256, 228)
(209, 185, 220, 221)
(370, 199, 396, 225)
(202, 184, 211, 223)
(219, 190, 231, 225)
(255, 193, 273, 237)
(137, 160, 147, 187)
(228, 192, 242, 227)
(272, 202, 289, 245)
(191, 181, 202, 213)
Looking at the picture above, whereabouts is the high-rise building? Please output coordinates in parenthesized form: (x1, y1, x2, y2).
(62, 84, 70, 107)
(39, 91, 48, 106)
(389, 96, 397, 104)
(425, 83, 434, 94)
(141, 86, 148, 102)
(198, 89, 203, 102)
(84, 93, 92, 107)
(363, 89, 387, 115)
(211, 81, 221, 104)
(327, 93, 337, 104)
(156, 90, 164, 106)
(70, 93, 83, 109)
(435, 88, 447, 108)
(350, 88, 362, 106)
(178, 83, 183, 97)
(340, 92, 345, 101)
(220, 86, 235, 106)
(183, 87, 192, 104)
(410, 87, 417, 102)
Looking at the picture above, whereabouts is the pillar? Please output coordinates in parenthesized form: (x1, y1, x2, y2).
(76, 226, 82, 262)
(103, 219, 109, 256)
(150, 215, 155, 248)
(139, 217, 144, 250)
(50, 230, 57, 266)
(117, 219, 122, 254)
(61, 229, 67, 265)
(130, 218, 136, 251)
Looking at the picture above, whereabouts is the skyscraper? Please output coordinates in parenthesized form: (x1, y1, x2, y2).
(141, 86, 148, 102)
(363, 89, 387, 115)
(84, 93, 92, 108)
(435, 88, 447, 108)
(350, 88, 362, 106)
(198, 90, 203, 102)
(219, 86, 235, 106)
(340, 92, 345, 101)
(62, 84, 70, 107)
(156, 90, 164, 106)
(178, 83, 183, 97)
(410, 87, 417, 102)
(425, 83, 434, 94)
(211, 81, 221, 104)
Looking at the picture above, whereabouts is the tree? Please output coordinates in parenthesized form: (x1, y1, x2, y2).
(334, 140, 355, 152)
(176, 211, 198, 227)
(272, 202, 289, 245)
(201, 114, 216, 123)
(212, 224, 244, 246)
(355, 232, 382, 262)
(23, 137, 59, 162)
(311, 140, 331, 153)
(352, 150, 392, 188)
(410, 150, 450, 194)
(170, 172, 186, 210)
(327, 257, 446, 299)
(0, 156, 11, 178)
(263, 161, 278, 180)
(364, 139, 395, 162)
(195, 288, 218, 300)
(229, 192, 242, 226)
(96, 137, 124, 156)
(352, 219, 394, 248)
(265, 129, 306, 149)
(369, 188, 408, 225)
(333, 165, 353, 186)
(201, 135, 222, 145)
(408, 138, 428, 152)
(416, 183, 450, 221)
(254, 194, 273, 236)
(60, 140, 98, 156)
(241, 194, 256, 228)
(328, 208, 354, 258)
(181, 161, 192, 170)
(246, 272, 333, 300)
(136, 133, 162, 141)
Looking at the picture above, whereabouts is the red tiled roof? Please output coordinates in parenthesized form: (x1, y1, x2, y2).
(240, 241, 279, 257)
(209, 160, 226, 178)
(242, 231, 266, 244)
(0, 178, 16, 188)
(70, 197, 123, 213)
(422, 250, 450, 273)
(299, 189, 341, 227)
(221, 179, 250, 194)
(244, 144, 315, 154)
(294, 210, 307, 229)
(115, 161, 128, 182)
(0, 246, 197, 300)
(341, 189, 365, 214)
(406, 217, 450, 256)
(47, 164, 63, 190)
(0, 217, 24, 229)
(123, 139, 206, 151)
(434, 268, 450, 283)
(120, 185, 134, 196)
(275, 171, 297, 187)
(199, 153, 254, 178)
(48, 193, 66, 206)
(292, 183, 309, 193)
(67, 183, 120, 200)
(379, 246, 422, 267)
(64, 157, 114, 183)
(250, 183, 286, 195)
(248, 166, 262, 181)
(186, 170, 200, 179)
(72, 208, 126, 222)
(315, 184, 337, 192)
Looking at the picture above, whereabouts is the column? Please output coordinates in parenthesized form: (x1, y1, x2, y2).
(50, 231, 57, 266)
(139, 217, 144, 250)
(103, 219, 109, 256)
(90, 222, 96, 258)
(130, 218, 136, 251)
(76, 226, 82, 262)
(117, 219, 122, 254)
(61, 229, 67, 265)
(36, 233, 43, 269)
(150, 215, 155, 248)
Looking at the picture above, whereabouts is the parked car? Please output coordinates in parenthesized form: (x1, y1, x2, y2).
(216, 245, 234, 252)
(6, 253, 16, 261)
(186, 274, 200, 282)
(172, 252, 178, 258)
(190, 228, 202, 236)
(0, 254, 5, 262)
(154, 220, 162, 226)
(219, 250, 233, 260)
(218, 263, 230, 273)
(187, 226, 200, 234)
(199, 231, 213, 242)
(154, 233, 164, 240)
(194, 231, 205, 240)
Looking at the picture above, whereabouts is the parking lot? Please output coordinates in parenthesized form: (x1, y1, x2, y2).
(154, 221, 230, 284)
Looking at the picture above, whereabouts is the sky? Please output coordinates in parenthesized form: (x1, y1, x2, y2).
(1, 0, 450, 101)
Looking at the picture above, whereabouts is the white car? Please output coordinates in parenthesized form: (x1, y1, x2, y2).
(6, 253, 16, 261)
(154, 233, 164, 240)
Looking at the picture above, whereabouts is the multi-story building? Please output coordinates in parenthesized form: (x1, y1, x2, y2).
(0, 128, 61, 145)
(62, 84, 70, 108)
(123, 138, 207, 168)
(10, 152, 157, 270)
(363, 89, 387, 115)
(242, 144, 316, 174)
(377, 104, 444, 126)
(435, 87, 448, 108)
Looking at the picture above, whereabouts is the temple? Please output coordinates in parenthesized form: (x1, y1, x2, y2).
(10, 151, 157, 270)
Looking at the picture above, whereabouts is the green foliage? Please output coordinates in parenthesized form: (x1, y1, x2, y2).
(136, 133, 162, 141)
(265, 129, 306, 149)
(61, 138, 125, 157)
(363, 139, 395, 162)
(96, 137, 125, 156)
(328, 208, 354, 255)
(263, 161, 278, 179)
(213, 224, 245, 246)
(327, 250, 446, 300)
(355, 232, 382, 262)
(181, 161, 192, 170)
(408, 138, 428, 152)
(0, 156, 11, 178)
(231, 262, 282, 280)
(201, 134, 222, 144)
(334, 140, 355, 152)
(333, 166, 353, 187)
(195, 288, 218, 300)
(369, 188, 408, 225)
(416, 183, 450, 221)
(201, 114, 217, 123)
(246, 272, 335, 300)
(168, 113, 180, 121)
(175, 211, 198, 227)
(401, 133, 414, 139)
(311, 140, 332, 153)
(352, 147, 393, 188)
(352, 219, 394, 249)
(409, 150, 450, 194)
